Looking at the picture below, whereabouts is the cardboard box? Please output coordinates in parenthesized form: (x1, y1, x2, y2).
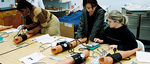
(60, 22, 74, 38)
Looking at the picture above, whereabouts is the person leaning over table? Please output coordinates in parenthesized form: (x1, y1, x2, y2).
(75, 0, 106, 44)
(94, 10, 137, 50)
(17, 0, 60, 36)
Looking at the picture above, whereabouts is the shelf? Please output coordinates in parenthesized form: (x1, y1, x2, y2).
(59, 0, 71, 3)
(46, 9, 66, 12)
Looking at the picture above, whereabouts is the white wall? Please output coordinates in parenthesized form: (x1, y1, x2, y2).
(71, 0, 150, 12)
(71, 0, 82, 7)
(0, 0, 15, 8)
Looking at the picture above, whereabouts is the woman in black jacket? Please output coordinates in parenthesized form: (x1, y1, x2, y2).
(75, 0, 106, 44)
(94, 10, 137, 50)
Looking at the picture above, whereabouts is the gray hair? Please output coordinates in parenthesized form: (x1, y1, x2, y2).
(107, 10, 128, 26)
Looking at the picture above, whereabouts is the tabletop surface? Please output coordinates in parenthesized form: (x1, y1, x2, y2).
(0, 26, 149, 64)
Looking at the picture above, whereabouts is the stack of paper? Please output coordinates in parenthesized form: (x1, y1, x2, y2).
(30, 34, 59, 44)
(136, 51, 150, 63)
(19, 52, 46, 64)
(30, 34, 75, 44)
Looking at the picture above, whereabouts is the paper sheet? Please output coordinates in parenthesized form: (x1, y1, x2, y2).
(30, 34, 59, 44)
(47, 37, 75, 47)
(30, 34, 74, 44)
(19, 52, 46, 64)
(136, 51, 150, 63)
(91, 56, 101, 64)
(5, 29, 19, 33)
(48, 56, 62, 61)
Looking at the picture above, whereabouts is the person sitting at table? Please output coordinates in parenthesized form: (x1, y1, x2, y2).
(75, 0, 106, 44)
(17, 0, 60, 36)
(94, 10, 137, 50)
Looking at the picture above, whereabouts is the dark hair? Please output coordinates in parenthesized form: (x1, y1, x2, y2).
(17, 0, 33, 12)
(83, 0, 98, 8)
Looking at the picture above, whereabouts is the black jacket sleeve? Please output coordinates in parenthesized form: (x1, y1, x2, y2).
(75, 9, 86, 39)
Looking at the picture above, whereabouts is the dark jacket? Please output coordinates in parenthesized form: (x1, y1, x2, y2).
(103, 25, 137, 50)
(75, 6, 106, 41)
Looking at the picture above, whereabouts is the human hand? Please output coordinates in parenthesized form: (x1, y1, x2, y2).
(78, 38, 83, 41)
(88, 40, 93, 44)
(94, 38, 103, 43)
(22, 25, 30, 29)
(109, 45, 118, 49)
(94, 38, 100, 42)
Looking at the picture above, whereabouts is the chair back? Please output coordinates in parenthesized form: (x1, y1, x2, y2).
(136, 40, 145, 52)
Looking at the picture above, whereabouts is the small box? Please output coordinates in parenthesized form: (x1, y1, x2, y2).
(60, 22, 74, 38)
(86, 42, 100, 50)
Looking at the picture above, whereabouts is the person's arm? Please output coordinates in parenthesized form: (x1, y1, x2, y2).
(99, 46, 142, 64)
(14, 31, 38, 44)
(117, 29, 137, 50)
(27, 12, 47, 34)
(75, 9, 86, 39)
(94, 38, 104, 43)
(0, 25, 12, 31)
(28, 22, 38, 28)
(117, 37, 137, 50)
(36, 12, 48, 28)
(88, 9, 106, 41)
